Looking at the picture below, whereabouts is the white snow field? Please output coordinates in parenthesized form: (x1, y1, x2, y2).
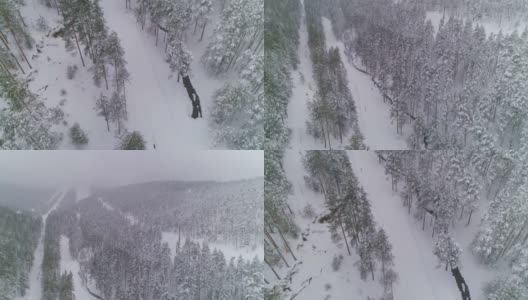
(16, 189, 66, 300)
(321, 18, 409, 150)
(17, 0, 227, 149)
(287, 0, 325, 150)
(347, 151, 498, 300)
(60, 235, 99, 300)
(161, 231, 263, 262)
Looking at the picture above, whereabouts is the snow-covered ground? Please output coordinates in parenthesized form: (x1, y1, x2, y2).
(98, 196, 139, 225)
(99, 0, 226, 150)
(17, 189, 66, 300)
(75, 186, 92, 202)
(59, 235, 99, 300)
(268, 151, 500, 299)
(287, 0, 325, 150)
(16, 0, 228, 149)
(266, 151, 381, 299)
(347, 151, 498, 300)
(19, 1, 117, 149)
(161, 231, 263, 262)
(321, 18, 409, 150)
(426, 10, 528, 35)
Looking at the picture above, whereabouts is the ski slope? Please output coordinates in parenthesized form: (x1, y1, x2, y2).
(17, 189, 66, 300)
(287, 0, 325, 150)
(348, 151, 498, 300)
(321, 18, 408, 150)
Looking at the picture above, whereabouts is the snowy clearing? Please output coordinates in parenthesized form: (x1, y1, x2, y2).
(162, 231, 263, 262)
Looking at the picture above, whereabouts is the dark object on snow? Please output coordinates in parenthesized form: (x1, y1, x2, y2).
(191, 94, 203, 119)
(182, 75, 196, 101)
(452, 267, 471, 300)
(51, 28, 64, 38)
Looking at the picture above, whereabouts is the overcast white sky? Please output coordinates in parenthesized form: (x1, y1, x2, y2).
(0, 151, 263, 188)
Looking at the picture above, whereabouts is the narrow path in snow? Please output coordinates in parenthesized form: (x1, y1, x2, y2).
(322, 18, 408, 150)
(348, 151, 458, 300)
(17, 190, 66, 300)
(100, 0, 224, 149)
(287, 0, 324, 150)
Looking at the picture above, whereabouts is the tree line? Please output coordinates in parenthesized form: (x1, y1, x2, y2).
(264, 0, 302, 151)
(50, 193, 264, 300)
(93, 179, 263, 250)
(0, 206, 42, 299)
(324, 0, 528, 151)
(301, 151, 397, 299)
(304, 0, 365, 149)
(0, 0, 63, 149)
(376, 150, 528, 299)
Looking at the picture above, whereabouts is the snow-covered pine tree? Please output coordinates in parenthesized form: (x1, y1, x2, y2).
(167, 40, 192, 81)
(201, 0, 263, 75)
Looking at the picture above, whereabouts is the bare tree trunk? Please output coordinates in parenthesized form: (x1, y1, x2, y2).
(0, 57, 12, 76)
(265, 229, 289, 267)
(73, 31, 85, 67)
(7, 24, 32, 69)
(200, 22, 207, 41)
(466, 210, 473, 226)
(339, 221, 351, 256)
(0, 29, 10, 50)
(102, 64, 109, 90)
(264, 258, 281, 280)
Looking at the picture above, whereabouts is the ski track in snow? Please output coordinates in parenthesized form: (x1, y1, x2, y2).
(321, 18, 409, 150)
(100, 0, 225, 150)
(348, 151, 497, 300)
(17, 189, 67, 300)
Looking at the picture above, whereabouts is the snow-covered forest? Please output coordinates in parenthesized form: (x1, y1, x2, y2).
(264, 149, 528, 300)
(0, 182, 264, 300)
(0, 0, 263, 149)
(265, 0, 528, 151)
(0, 151, 264, 300)
(264, 0, 528, 297)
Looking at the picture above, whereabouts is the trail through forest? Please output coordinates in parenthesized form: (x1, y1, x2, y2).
(269, 151, 380, 299)
(348, 151, 497, 300)
(100, 0, 223, 149)
(60, 235, 99, 300)
(321, 18, 408, 150)
(17, 190, 65, 300)
(287, 0, 323, 150)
